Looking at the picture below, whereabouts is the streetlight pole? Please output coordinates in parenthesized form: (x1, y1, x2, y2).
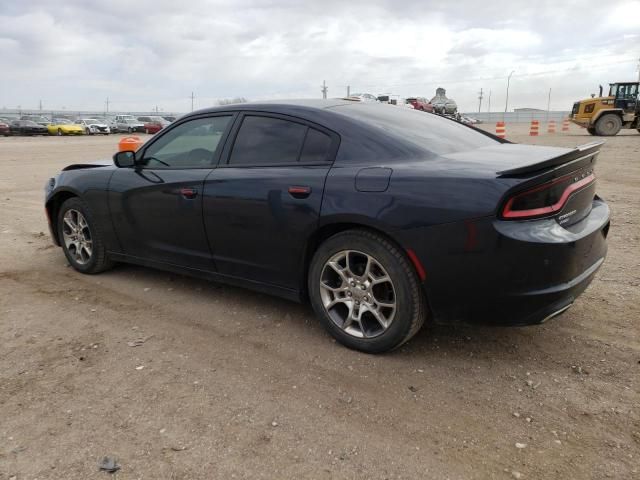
(505, 70, 515, 113)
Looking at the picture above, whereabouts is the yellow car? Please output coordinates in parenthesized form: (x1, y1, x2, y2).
(47, 119, 85, 136)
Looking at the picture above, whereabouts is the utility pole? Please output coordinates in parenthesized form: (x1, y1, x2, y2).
(39, 99, 42, 111)
(487, 90, 491, 113)
(346, 85, 350, 97)
(105, 97, 110, 114)
(505, 70, 515, 113)
(477, 88, 483, 113)
(546, 88, 552, 121)
(637, 57, 640, 84)
(321, 80, 328, 99)
(190, 92, 195, 112)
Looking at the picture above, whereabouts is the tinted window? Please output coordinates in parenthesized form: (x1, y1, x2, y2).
(229, 116, 306, 165)
(334, 103, 497, 155)
(141, 116, 231, 168)
(300, 128, 332, 163)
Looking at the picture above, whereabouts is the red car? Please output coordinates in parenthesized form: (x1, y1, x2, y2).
(406, 97, 434, 112)
(0, 121, 10, 136)
(143, 122, 163, 134)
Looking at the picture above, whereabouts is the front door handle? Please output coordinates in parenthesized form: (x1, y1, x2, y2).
(180, 187, 198, 199)
(288, 185, 311, 199)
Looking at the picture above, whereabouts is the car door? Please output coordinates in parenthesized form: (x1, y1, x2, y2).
(203, 113, 339, 289)
(108, 114, 234, 270)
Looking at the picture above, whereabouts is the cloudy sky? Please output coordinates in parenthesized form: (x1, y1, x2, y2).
(1, 0, 639, 114)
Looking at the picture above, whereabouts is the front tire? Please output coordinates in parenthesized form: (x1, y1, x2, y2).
(595, 114, 622, 136)
(57, 197, 113, 274)
(57, 128, 63, 136)
(587, 126, 596, 135)
(308, 230, 426, 353)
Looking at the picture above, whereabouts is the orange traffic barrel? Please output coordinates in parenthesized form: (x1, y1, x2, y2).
(529, 120, 539, 136)
(118, 136, 142, 152)
(495, 121, 506, 139)
(547, 120, 556, 134)
(561, 118, 570, 132)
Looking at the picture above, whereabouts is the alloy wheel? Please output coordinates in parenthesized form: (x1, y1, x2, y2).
(319, 250, 396, 338)
(61, 209, 93, 265)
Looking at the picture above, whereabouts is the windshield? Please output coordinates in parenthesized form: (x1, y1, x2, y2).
(83, 119, 100, 123)
(54, 119, 72, 124)
(333, 103, 497, 156)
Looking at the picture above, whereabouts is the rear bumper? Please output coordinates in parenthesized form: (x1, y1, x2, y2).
(403, 198, 610, 326)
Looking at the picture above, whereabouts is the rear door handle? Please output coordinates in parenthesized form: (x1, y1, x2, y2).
(288, 185, 311, 198)
(180, 187, 198, 199)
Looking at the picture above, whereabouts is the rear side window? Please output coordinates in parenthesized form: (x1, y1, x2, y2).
(229, 116, 306, 165)
(229, 115, 333, 166)
(300, 128, 331, 163)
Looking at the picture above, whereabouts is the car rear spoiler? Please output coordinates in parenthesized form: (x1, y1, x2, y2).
(497, 141, 605, 178)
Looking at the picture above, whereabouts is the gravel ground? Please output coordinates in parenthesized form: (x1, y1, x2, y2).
(0, 124, 638, 480)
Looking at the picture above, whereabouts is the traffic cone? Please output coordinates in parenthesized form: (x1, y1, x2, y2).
(529, 120, 539, 136)
(547, 120, 556, 134)
(495, 121, 506, 139)
(561, 118, 570, 132)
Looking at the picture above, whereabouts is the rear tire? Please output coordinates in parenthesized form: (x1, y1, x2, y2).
(308, 230, 426, 353)
(57, 197, 114, 274)
(595, 114, 622, 136)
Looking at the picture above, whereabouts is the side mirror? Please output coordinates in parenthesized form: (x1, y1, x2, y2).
(113, 150, 136, 168)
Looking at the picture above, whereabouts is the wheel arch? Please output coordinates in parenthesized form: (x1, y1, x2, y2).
(300, 220, 429, 305)
(46, 189, 80, 245)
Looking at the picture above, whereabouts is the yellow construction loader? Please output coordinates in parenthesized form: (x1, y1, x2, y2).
(570, 82, 639, 136)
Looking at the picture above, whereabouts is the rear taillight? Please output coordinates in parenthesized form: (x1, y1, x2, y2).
(501, 170, 595, 220)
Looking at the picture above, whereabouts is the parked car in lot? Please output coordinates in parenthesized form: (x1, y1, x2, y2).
(10, 120, 48, 136)
(100, 117, 120, 133)
(44, 100, 609, 353)
(0, 120, 10, 136)
(137, 116, 169, 134)
(405, 97, 434, 112)
(162, 115, 177, 123)
(115, 115, 145, 133)
(48, 119, 85, 136)
(141, 121, 163, 134)
(75, 118, 110, 135)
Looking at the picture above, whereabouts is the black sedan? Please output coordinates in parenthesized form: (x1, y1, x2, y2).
(44, 100, 609, 353)
(10, 120, 48, 136)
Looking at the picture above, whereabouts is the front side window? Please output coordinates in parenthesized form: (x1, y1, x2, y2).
(141, 116, 231, 168)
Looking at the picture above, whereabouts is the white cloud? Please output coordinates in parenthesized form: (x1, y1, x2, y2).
(0, 0, 638, 113)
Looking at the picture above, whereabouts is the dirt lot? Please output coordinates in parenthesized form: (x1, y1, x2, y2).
(1, 124, 638, 480)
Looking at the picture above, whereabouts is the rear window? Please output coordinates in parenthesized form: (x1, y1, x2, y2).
(335, 103, 497, 155)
